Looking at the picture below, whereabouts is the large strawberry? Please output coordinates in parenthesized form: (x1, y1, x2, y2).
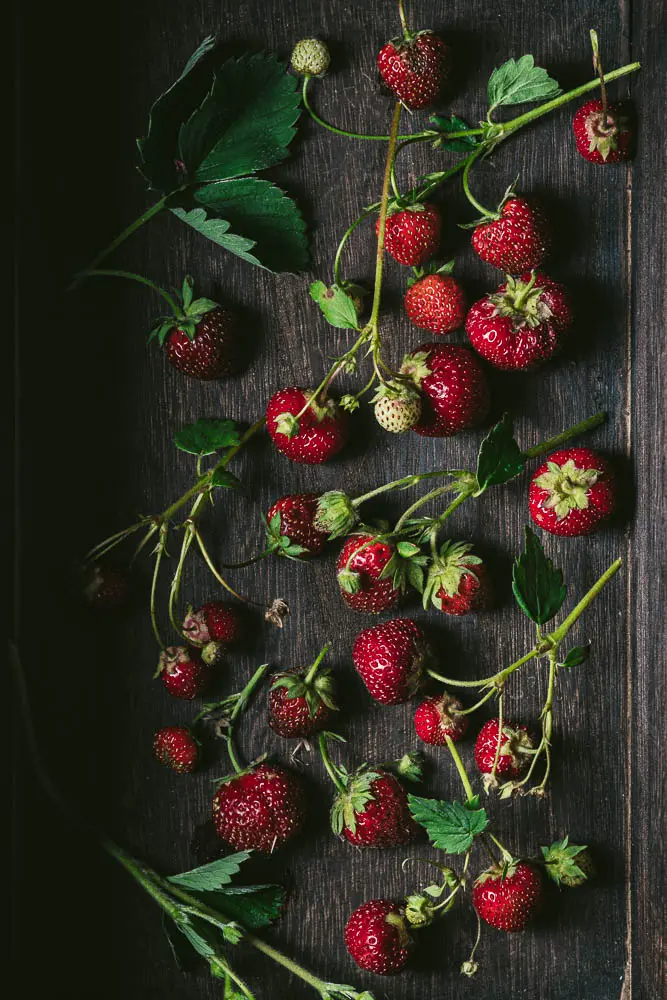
(380, 203, 441, 266)
(401, 343, 490, 437)
(153, 725, 199, 774)
(466, 271, 572, 371)
(156, 646, 210, 700)
(265, 493, 329, 558)
(474, 718, 534, 779)
(414, 691, 468, 745)
(471, 196, 551, 273)
(404, 266, 466, 336)
(528, 448, 615, 537)
(473, 861, 543, 932)
(266, 387, 349, 464)
(573, 98, 632, 164)
(377, 30, 450, 110)
(345, 900, 413, 974)
(212, 762, 307, 853)
(336, 535, 402, 614)
(352, 618, 430, 705)
(422, 540, 492, 616)
(149, 277, 240, 380)
(268, 645, 337, 738)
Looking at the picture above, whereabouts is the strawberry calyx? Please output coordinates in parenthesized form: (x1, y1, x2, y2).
(149, 275, 219, 345)
(407, 259, 455, 288)
(384, 909, 413, 947)
(489, 271, 553, 330)
(583, 106, 628, 160)
(386, 751, 424, 783)
(265, 512, 311, 560)
(370, 379, 421, 406)
(533, 458, 601, 519)
(154, 644, 193, 679)
(422, 540, 482, 611)
(330, 765, 383, 836)
(540, 836, 592, 887)
(475, 855, 523, 885)
(213, 752, 269, 787)
(273, 392, 339, 440)
(271, 644, 338, 717)
(315, 490, 360, 539)
(400, 349, 432, 385)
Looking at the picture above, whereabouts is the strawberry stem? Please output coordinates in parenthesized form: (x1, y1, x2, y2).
(490, 692, 504, 780)
(398, 0, 411, 39)
(548, 558, 622, 644)
(302, 75, 430, 142)
(522, 410, 606, 458)
(318, 732, 347, 794)
(352, 469, 455, 507)
(368, 102, 403, 335)
(149, 524, 169, 650)
(444, 734, 475, 803)
(78, 268, 183, 317)
(462, 152, 496, 218)
(589, 29, 609, 126)
(304, 644, 331, 686)
(223, 662, 271, 773)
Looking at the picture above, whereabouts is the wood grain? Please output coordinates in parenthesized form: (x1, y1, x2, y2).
(12, 1, 665, 998)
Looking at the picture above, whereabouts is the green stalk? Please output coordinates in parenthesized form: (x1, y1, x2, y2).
(223, 662, 271, 773)
(393, 485, 470, 534)
(445, 735, 475, 803)
(302, 76, 429, 142)
(549, 558, 622, 644)
(318, 733, 346, 794)
(367, 102, 403, 336)
(522, 410, 606, 459)
(352, 469, 455, 507)
(304, 644, 330, 685)
(78, 268, 182, 315)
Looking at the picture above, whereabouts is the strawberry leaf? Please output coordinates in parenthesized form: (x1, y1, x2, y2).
(174, 418, 241, 456)
(474, 412, 526, 494)
(408, 794, 488, 854)
(487, 55, 561, 115)
(560, 644, 591, 669)
(187, 884, 286, 929)
(430, 113, 480, 152)
(210, 469, 242, 490)
(309, 281, 360, 330)
(512, 526, 566, 625)
(168, 851, 251, 890)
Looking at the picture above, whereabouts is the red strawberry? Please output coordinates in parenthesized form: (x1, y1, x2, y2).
(265, 493, 329, 558)
(471, 197, 551, 273)
(336, 535, 402, 614)
(423, 540, 493, 616)
(345, 900, 413, 974)
(401, 343, 490, 437)
(82, 564, 129, 611)
(377, 31, 450, 110)
(212, 762, 307, 853)
(156, 646, 210, 701)
(414, 691, 468, 744)
(266, 387, 349, 464)
(182, 601, 242, 646)
(352, 618, 430, 705)
(474, 718, 534, 779)
(379, 203, 441, 266)
(334, 769, 418, 848)
(153, 725, 199, 774)
(528, 448, 615, 537)
(466, 271, 573, 371)
(473, 861, 543, 932)
(404, 271, 466, 336)
(268, 645, 337, 738)
(573, 98, 632, 164)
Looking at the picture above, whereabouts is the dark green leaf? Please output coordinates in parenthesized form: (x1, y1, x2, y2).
(488, 55, 561, 113)
(430, 113, 480, 152)
(168, 851, 251, 891)
(512, 526, 566, 625)
(408, 795, 488, 854)
(561, 645, 591, 669)
(162, 914, 200, 973)
(210, 469, 242, 490)
(189, 884, 286, 929)
(475, 412, 526, 494)
(178, 53, 300, 184)
(174, 418, 241, 456)
(309, 281, 359, 330)
(177, 915, 219, 960)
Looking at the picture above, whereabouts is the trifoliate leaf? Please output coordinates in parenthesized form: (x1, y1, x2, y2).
(430, 113, 480, 152)
(408, 795, 488, 854)
(210, 469, 242, 490)
(487, 55, 561, 115)
(174, 418, 241, 456)
(309, 281, 360, 330)
(560, 645, 591, 669)
(512, 526, 566, 625)
(474, 412, 526, 494)
(168, 851, 251, 891)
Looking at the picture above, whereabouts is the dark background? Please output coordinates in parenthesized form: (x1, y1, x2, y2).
(12, 0, 665, 997)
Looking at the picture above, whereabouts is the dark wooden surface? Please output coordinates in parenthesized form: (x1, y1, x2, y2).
(13, 1, 666, 997)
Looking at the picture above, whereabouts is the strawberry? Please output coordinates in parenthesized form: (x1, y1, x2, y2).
(371, 381, 422, 433)
(471, 197, 551, 273)
(473, 861, 542, 932)
(573, 98, 632, 164)
(182, 601, 242, 646)
(401, 343, 490, 437)
(82, 564, 129, 611)
(268, 645, 337, 738)
(333, 768, 418, 848)
(336, 535, 402, 614)
(149, 277, 240, 381)
(474, 718, 535, 779)
(345, 900, 413, 974)
(156, 646, 210, 701)
(266, 387, 349, 464)
(422, 540, 493, 616)
(352, 618, 430, 705)
(414, 691, 468, 744)
(404, 269, 466, 336)
(529, 448, 615, 537)
(265, 493, 329, 558)
(466, 271, 573, 371)
(290, 38, 330, 77)
(212, 762, 307, 853)
(377, 31, 450, 110)
(379, 203, 441, 266)
(153, 725, 199, 774)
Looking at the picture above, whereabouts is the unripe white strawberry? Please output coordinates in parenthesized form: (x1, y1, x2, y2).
(291, 39, 330, 77)
(372, 382, 422, 433)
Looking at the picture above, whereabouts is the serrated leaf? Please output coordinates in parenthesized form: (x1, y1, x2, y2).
(309, 281, 360, 330)
(488, 55, 561, 113)
(561, 645, 591, 669)
(168, 851, 251, 891)
(512, 526, 566, 625)
(430, 113, 480, 152)
(172, 177, 308, 273)
(174, 418, 241, 456)
(475, 412, 526, 494)
(185, 885, 285, 929)
(163, 914, 200, 973)
(178, 53, 300, 184)
(211, 469, 242, 490)
(408, 795, 488, 854)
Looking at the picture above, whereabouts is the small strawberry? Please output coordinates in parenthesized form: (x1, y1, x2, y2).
(541, 837, 594, 887)
(156, 646, 210, 701)
(333, 769, 419, 848)
(153, 725, 199, 774)
(268, 645, 337, 738)
(471, 196, 551, 273)
(82, 564, 129, 611)
(380, 203, 441, 266)
(377, 28, 450, 110)
(352, 618, 430, 705)
(466, 271, 573, 371)
(414, 691, 468, 744)
(473, 860, 543, 932)
(371, 381, 422, 433)
(422, 540, 492, 616)
(474, 718, 535, 779)
(212, 762, 307, 853)
(336, 535, 402, 614)
(345, 900, 413, 974)
(401, 343, 490, 437)
(266, 387, 349, 464)
(290, 38, 330, 77)
(573, 98, 632, 163)
(314, 490, 360, 539)
(150, 277, 240, 381)
(182, 601, 242, 646)
(404, 265, 466, 336)
(265, 493, 329, 558)
(529, 448, 615, 537)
